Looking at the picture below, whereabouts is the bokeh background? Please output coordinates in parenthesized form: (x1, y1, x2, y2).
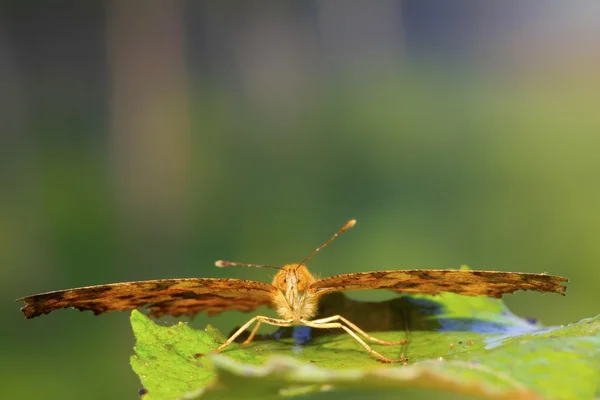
(2, 1, 599, 399)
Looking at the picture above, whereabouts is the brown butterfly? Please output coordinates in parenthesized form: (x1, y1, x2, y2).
(18, 219, 568, 363)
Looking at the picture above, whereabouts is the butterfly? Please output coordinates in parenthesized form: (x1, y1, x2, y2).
(18, 219, 568, 363)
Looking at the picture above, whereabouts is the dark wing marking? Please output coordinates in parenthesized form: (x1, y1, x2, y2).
(18, 278, 277, 319)
(311, 270, 568, 298)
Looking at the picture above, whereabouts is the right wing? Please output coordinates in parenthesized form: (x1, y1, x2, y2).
(18, 278, 278, 319)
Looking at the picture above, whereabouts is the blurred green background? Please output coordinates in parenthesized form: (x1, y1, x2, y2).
(2, 1, 599, 399)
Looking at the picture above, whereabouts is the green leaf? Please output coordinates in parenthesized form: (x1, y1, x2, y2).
(130, 292, 600, 400)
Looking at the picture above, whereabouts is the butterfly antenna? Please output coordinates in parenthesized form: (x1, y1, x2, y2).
(296, 219, 357, 269)
(215, 260, 283, 270)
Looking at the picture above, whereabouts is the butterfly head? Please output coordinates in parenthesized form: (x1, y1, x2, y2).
(271, 264, 316, 318)
(273, 264, 314, 292)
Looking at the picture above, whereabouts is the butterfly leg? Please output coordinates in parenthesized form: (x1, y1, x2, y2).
(302, 319, 407, 363)
(213, 316, 294, 354)
(308, 315, 407, 346)
(241, 321, 262, 346)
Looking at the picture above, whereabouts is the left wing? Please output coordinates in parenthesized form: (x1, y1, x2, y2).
(18, 278, 277, 319)
(311, 269, 568, 298)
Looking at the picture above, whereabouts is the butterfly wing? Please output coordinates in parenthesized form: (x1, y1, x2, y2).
(18, 278, 277, 319)
(311, 270, 568, 298)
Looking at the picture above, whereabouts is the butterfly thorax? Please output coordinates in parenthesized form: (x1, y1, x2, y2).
(271, 264, 318, 322)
